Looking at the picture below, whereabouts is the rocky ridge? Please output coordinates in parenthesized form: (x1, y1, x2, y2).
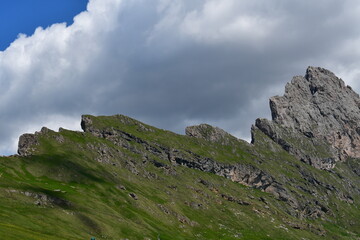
(12, 66, 360, 239)
(17, 67, 360, 216)
(81, 115, 292, 204)
(253, 66, 360, 169)
(76, 115, 360, 218)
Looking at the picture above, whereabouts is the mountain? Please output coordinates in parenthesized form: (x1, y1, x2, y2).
(1, 67, 359, 240)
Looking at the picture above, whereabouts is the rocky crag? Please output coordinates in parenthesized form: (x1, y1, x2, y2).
(2, 66, 359, 240)
(254, 67, 360, 170)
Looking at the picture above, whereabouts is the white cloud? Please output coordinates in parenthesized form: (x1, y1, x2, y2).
(179, 0, 279, 44)
(147, 0, 280, 46)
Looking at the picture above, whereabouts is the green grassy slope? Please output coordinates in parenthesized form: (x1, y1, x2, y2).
(0, 115, 359, 239)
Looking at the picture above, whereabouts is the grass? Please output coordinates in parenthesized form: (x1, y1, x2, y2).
(0, 114, 359, 239)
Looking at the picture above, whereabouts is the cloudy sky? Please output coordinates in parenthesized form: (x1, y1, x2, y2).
(1, 0, 360, 155)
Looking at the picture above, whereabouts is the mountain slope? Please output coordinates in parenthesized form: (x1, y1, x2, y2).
(0, 67, 360, 240)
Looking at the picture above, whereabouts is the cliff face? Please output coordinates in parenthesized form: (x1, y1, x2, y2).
(254, 67, 360, 169)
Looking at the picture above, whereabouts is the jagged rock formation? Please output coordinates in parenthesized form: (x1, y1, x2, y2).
(253, 118, 337, 170)
(18, 127, 55, 156)
(18, 133, 39, 156)
(253, 66, 360, 169)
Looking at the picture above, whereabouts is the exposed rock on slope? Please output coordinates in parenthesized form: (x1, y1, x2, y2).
(18, 134, 39, 156)
(185, 124, 238, 145)
(18, 127, 52, 156)
(253, 67, 360, 169)
(81, 115, 292, 204)
(254, 118, 337, 170)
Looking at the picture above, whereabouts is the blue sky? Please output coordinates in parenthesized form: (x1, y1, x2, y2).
(1, 0, 360, 155)
(0, 0, 88, 50)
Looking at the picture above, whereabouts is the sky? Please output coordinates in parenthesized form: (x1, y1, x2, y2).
(0, 0, 88, 50)
(1, 0, 360, 155)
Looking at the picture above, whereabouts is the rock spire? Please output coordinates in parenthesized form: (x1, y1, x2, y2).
(254, 66, 360, 169)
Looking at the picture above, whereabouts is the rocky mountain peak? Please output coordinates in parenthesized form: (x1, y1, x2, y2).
(255, 66, 360, 169)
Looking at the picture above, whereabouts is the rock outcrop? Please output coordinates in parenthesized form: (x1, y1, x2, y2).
(253, 66, 360, 169)
(171, 152, 294, 204)
(18, 127, 55, 156)
(18, 133, 39, 156)
(185, 124, 241, 145)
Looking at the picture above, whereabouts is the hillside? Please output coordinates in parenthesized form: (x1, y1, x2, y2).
(0, 67, 359, 240)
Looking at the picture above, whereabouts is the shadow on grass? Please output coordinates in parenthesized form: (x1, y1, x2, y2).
(22, 153, 114, 184)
